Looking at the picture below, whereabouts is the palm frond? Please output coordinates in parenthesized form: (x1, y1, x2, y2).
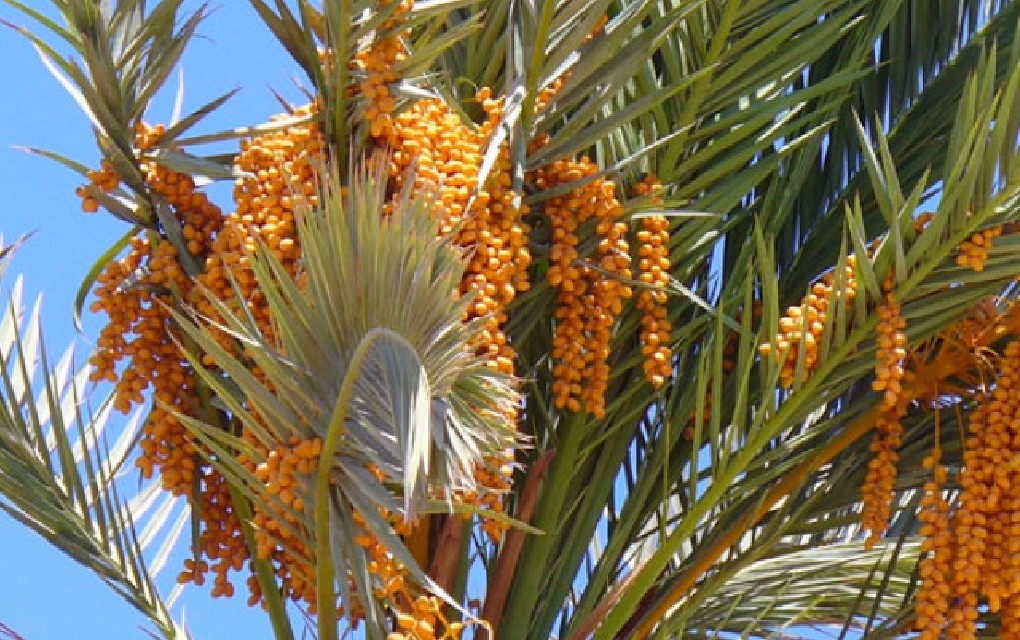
(0, 242, 189, 640)
(1, 1, 222, 210)
(541, 41, 1020, 640)
(781, 0, 1020, 294)
(168, 157, 521, 639)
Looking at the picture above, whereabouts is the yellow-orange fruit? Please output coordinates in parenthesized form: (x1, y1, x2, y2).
(75, 159, 119, 213)
(196, 103, 325, 354)
(760, 256, 858, 387)
(861, 280, 908, 549)
(914, 452, 952, 640)
(89, 123, 225, 500)
(189, 108, 326, 605)
(632, 175, 672, 388)
(351, 0, 413, 143)
(932, 341, 1020, 638)
(385, 95, 531, 376)
(957, 225, 1001, 272)
(538, 156, 633, 418)
(238, 435, 323, 607)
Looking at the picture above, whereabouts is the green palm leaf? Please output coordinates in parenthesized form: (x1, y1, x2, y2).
(0, 242, 189, 640)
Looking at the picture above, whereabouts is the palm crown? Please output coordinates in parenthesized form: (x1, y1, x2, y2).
(3, 1, 1020, 639)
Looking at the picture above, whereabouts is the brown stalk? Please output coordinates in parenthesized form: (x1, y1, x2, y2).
(478, 448, 558, 636)
(428, 515, 466, 593)
(567, 561, 647, 640)
(0, 622, 26, 640)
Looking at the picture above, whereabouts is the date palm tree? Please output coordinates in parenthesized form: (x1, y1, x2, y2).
(4, 1, 1020, 639)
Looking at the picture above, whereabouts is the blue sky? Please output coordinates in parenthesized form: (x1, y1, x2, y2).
(0, 3, 317, 638)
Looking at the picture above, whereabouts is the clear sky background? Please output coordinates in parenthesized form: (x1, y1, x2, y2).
(0, 3, 317, 638)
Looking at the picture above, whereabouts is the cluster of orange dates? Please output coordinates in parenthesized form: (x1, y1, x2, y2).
(759, 210, 1020, 637)
(76, 12, 676, 637)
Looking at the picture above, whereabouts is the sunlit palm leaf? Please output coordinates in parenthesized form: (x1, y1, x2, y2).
(0, 244, 188, 640)
(169, 157, 520, 637)
(1, 1, 217, 204)
(605, 51, 1019, 640)
(532, 35, 1020, 640)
